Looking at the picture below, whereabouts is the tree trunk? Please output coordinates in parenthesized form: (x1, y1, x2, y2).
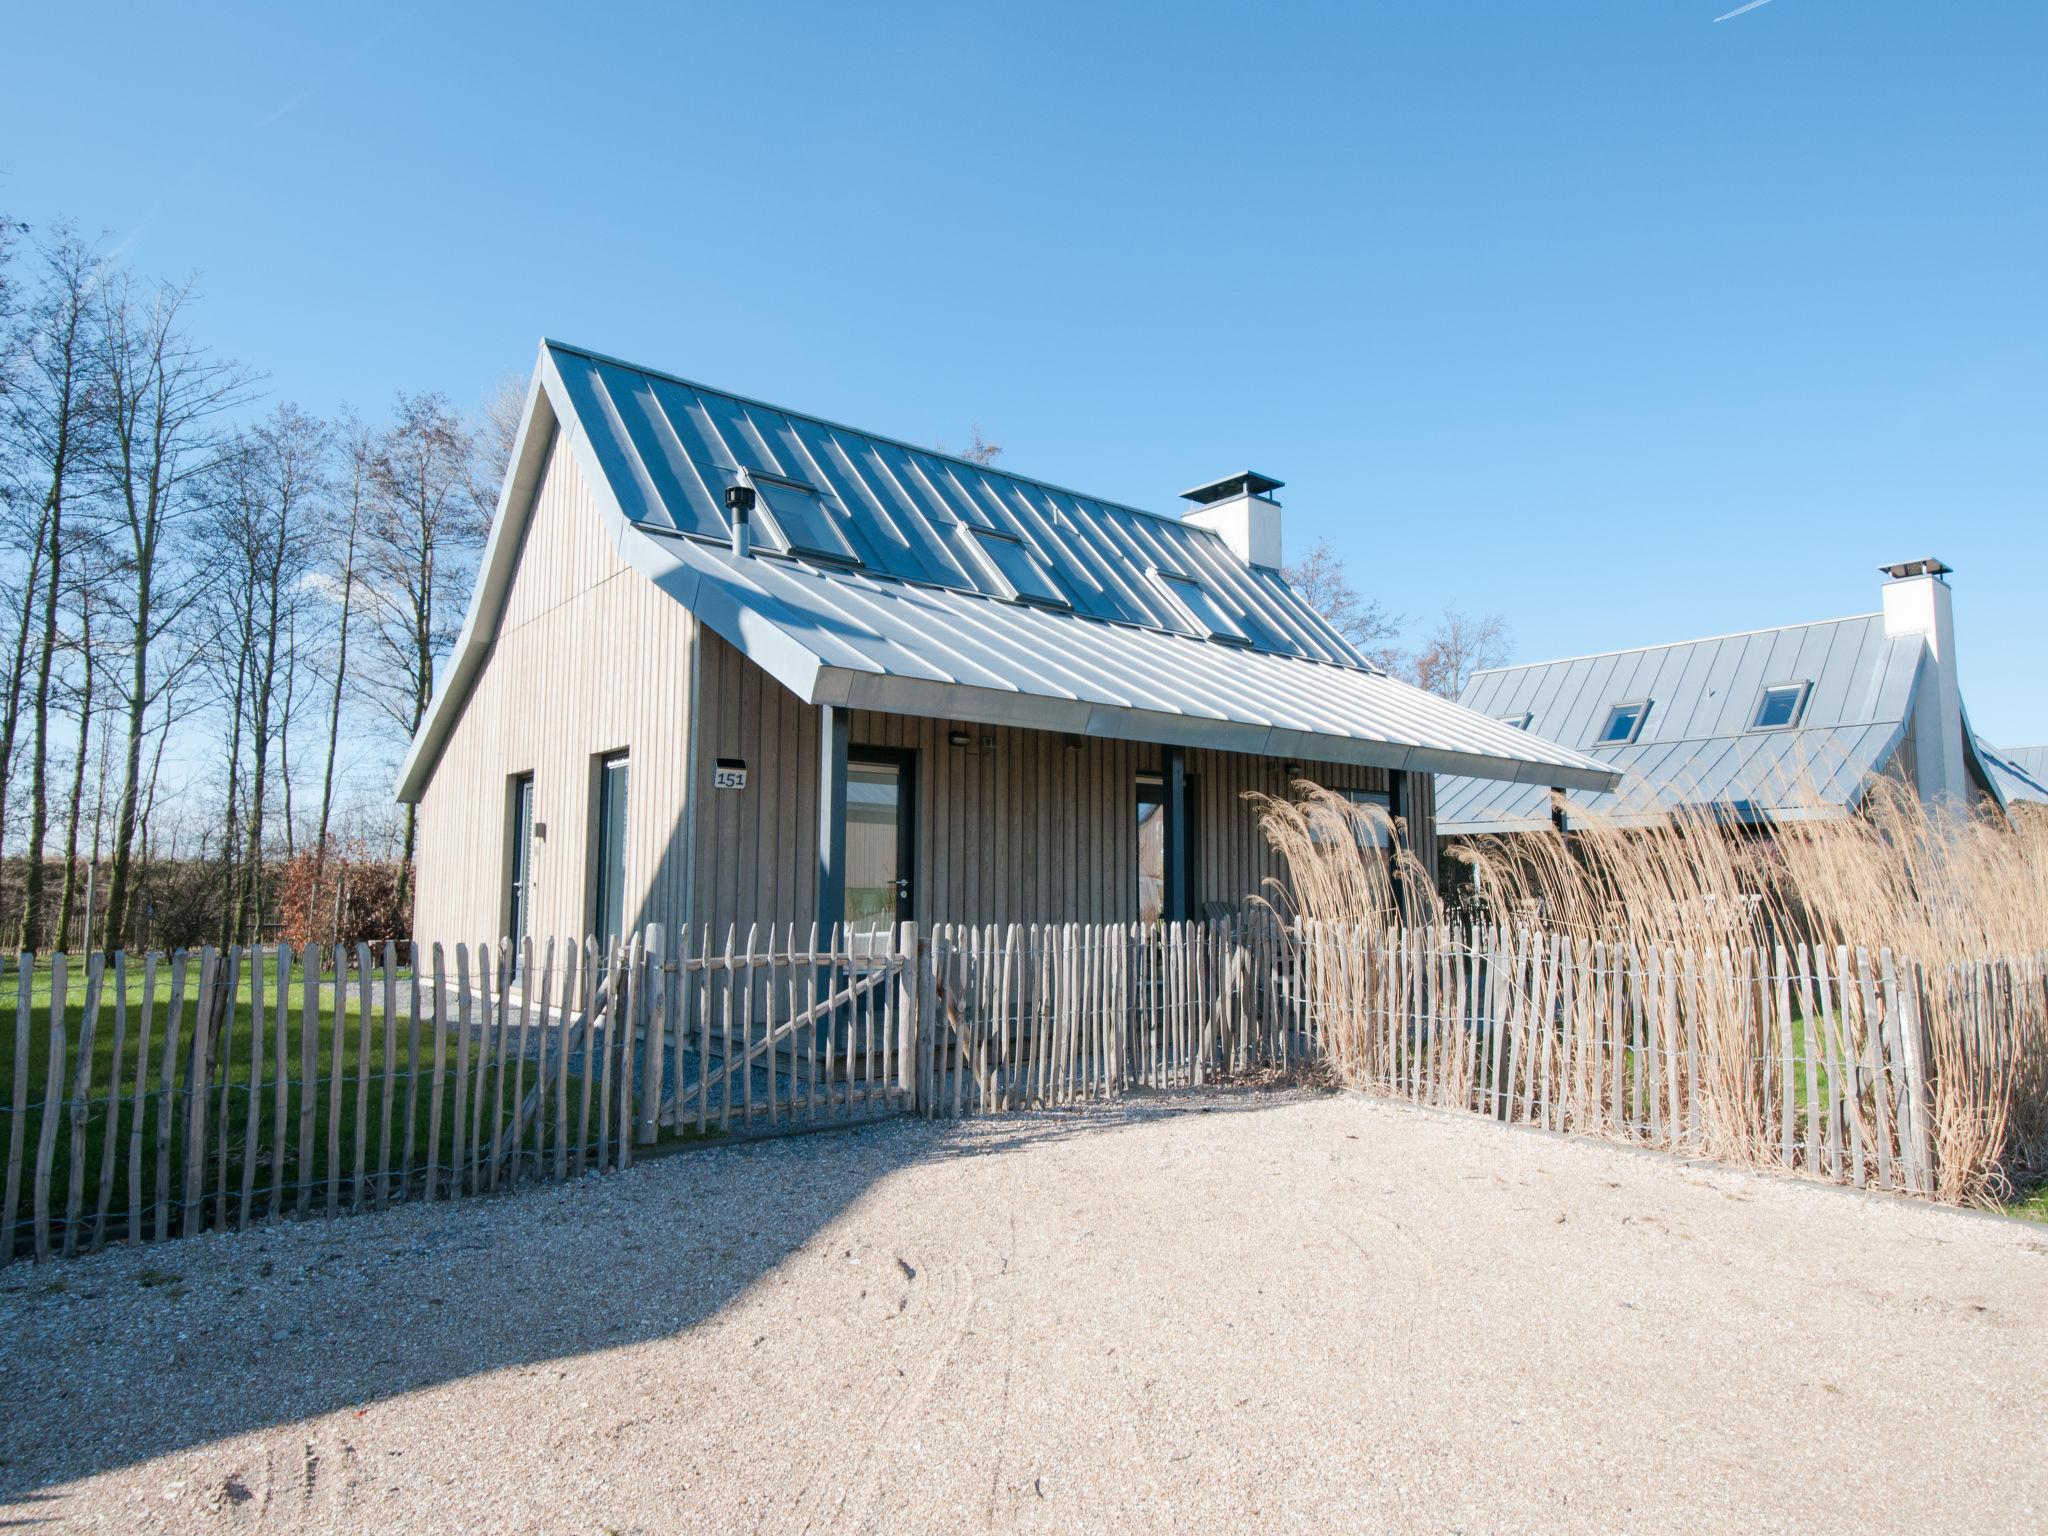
(316, 501, 360, 868)
(239, 567, 285, 945)
(0, 514, 51, 889)
(14, 483, 62, 952)
(53, 593, 94, 948)
(100, 555, 151, 956)
(218, 638, 249, 949)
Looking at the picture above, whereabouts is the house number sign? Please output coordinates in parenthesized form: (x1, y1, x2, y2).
(714, 759, 748, 790)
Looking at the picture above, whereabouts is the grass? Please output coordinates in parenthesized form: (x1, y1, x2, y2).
(0, 946, 660, 1257)
(2002, 1180, 2048, 1224)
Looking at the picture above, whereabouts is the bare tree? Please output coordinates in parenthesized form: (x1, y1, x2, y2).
(9, 232, 101, 949)
(1409, 608, 1512, 700)
(476, 372, 526, 494)
(1282, 538, 1406, 672)
(94, 274, 254, 954)
(220, 404, 329, 940)
(958, 426, 1002, 467)
(358, 393, 486, 922)
(52, 538, 102, 945)
(314, 415, 371, 867)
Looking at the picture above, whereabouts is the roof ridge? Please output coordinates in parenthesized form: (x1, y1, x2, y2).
(1467, 611, 1889, 679)
(541, 338, 1209, 537)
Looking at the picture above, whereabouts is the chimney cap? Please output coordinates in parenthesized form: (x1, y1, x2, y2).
(1881, 557, 1951, 580)
(1179, 470, 1283, 506)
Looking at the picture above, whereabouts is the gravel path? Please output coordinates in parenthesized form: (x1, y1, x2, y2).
(4, 1090, 2045, 1534)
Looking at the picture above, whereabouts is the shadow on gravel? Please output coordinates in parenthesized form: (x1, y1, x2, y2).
(0, 1087, 1315, 1505)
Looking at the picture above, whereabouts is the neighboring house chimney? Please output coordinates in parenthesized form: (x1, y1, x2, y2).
(1180, 471, 1284, 570)
(1879, 557, 1967, 809)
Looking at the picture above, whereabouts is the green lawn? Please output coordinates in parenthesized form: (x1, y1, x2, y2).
(1, 948, 645, 1259)
(2003, 1182, 2048, 1224)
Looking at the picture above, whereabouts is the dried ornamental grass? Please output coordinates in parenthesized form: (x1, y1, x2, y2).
(1250, 778, 2048, 1205)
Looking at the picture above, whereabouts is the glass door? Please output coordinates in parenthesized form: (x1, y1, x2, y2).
(846, 749, 915, 940)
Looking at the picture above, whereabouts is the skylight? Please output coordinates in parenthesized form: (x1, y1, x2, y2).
(1500, 712, 1533, 731)
(1598, 701, 1650, 745)
(966, 526, 1069, 607)
(748, 474, 858, 562)
(1154, 572, 1249, 645)
(1750, 681, 1810, 731)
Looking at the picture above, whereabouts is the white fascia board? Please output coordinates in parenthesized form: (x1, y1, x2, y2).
(395, 353, 559, 803)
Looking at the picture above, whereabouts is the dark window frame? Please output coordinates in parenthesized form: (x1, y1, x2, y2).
(590, 750, 631, 949)
(505, 772, 535, 963)
(845, 744, 918, 933)
(1136, 770, 1201, 921)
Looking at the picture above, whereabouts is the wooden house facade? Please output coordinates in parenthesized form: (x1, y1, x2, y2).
(400, 343, 1612, 948)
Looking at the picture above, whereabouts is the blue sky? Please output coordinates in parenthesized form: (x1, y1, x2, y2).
(5, 0, 2043, 740)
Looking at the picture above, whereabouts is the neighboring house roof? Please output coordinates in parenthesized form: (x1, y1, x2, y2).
(1435, 612, 1984, 834)
(1999, 744, 2048, 780)
(1980, 744, 2048, 808)
(398, 341, 1618, 802)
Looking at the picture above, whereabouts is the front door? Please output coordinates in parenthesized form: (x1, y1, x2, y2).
(846, 748, 916, 936)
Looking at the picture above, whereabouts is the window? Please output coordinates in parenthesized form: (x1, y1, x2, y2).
(1750, 681, 1811, 731)
(1598, 701, 1651, 745)
(1153, 571, 1249, 644)
(1344, 788, 1394, 850)
(1499, 712, 1534, 731)
(506, 774, 535, 959)
(1310, 787, 1393, 850)
(748, 473, 859, 562)
(965, 526, 1069, 607)
(591, 752, 630, 948)
(1136, 772, 1200, 923)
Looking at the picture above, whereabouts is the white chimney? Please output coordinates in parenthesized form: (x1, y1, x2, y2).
(1879, 557, 1968, 810)
(1180, 471, 1283, 570)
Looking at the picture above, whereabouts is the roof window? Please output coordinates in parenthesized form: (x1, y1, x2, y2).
(965, 525, 1069, 607)
(1597, 701, 1651, 746)
(1153, 571, 1249, 645)
(1749, 681, 1811, 731)
(1500, 712, 1533, 731)
(747, 473, 858, 563)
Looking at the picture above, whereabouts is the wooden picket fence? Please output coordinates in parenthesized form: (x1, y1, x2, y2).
(1289, 921, 2048, 1199)
(5, 918, 2040, 1261)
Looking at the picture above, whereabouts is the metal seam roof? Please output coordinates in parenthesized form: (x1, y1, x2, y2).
(397, 342, 1620, 802)
(1435, 612, 1941, 833)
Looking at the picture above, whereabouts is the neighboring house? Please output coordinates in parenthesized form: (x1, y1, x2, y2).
(1435, 559, 2045, 836)
(1980, 743, 2048, 812)
(398, 341, 1613, 947)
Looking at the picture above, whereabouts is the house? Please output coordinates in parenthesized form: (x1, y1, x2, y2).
(1980, 744, 2048, 812)
(1434, 559, 2046, 837)
(396, 341, 1614, 947)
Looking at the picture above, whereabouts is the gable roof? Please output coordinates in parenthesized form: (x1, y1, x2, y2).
(1435, 610, 2027, 833)
(397, 341, 1618, 803)
(1436, 614, 1925, 833)
(1981, 744, 2048, 808)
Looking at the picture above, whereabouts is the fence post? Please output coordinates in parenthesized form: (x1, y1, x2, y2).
(1889, 952, 1936, 1197)
(640, 924, 666, 1145)
(898, 922, 920, 1112)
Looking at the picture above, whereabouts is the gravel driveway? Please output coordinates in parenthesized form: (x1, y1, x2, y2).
(4, 1089, 2045, 1534)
